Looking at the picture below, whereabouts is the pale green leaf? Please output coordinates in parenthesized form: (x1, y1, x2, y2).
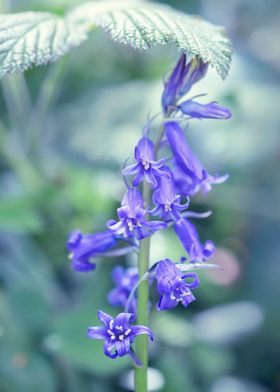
(70, 0, 232, 79)
(0, 12, 87, 78)
(0, 1, 232, 79)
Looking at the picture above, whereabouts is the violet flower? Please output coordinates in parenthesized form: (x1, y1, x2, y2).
(161, 53, 208, 113)
(87, 311, 153, 365)
(67, 230, 116, 272)
(122, 137, 169, 188)
(179, 57, 209, 96)
(165, 121, 228, 195)
(156, 259, 199, 311)
(108, 266, 138, 314)
(149, 167, 189, 221)
(107, 188, 167, 240)
(178, 97, 232, 120)
(174, 218, 215, 262)
(162, 53, 187, 113)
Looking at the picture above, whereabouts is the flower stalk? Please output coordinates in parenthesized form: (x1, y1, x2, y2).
(135, 180, 151, 392)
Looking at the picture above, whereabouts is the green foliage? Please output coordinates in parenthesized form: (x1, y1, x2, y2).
(0, 12, 87, 78)
(0, 0, 232, 79)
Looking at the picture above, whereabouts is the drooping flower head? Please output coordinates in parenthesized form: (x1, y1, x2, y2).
(165, 121, 228, 196)
(108, 266, 138, 314)
(162, 53, 187, 113)
(174, 218, 215, 262)
(67, 230, 116, 272)
(122, 137, 169, 188)
(149, 167, 189, 221)
(107, 188, 167, 240)
(156, 259, 199, 311)
(87, 311, 153, 365)
(179, 57, 209, 97)
(162, 53, 208, 114)
(162, 53, 231, 120)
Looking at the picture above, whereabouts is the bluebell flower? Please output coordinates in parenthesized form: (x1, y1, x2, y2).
(162, 53, 208, 113)
(87, 311, 153, 365)
(122, 137, 169, 188)
(174, 218, 215, 262)
(178, 97, 232, 120)
(179, 57, 209, 97)
(108, 266, 138, 314)
(162, 53, 187, 113)
(67, 230, 117, 272)
(165, 121, 229, 195)
(107, 188, 167, 240)
(156, 259, 199, 311)
(149, 167, 189, 221)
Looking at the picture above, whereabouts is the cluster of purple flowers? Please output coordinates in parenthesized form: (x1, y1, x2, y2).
(67, 53, 231, 365)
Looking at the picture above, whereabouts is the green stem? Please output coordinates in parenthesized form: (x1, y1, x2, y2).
(135, 181, 151, 392)
(134, 120, 166, 391)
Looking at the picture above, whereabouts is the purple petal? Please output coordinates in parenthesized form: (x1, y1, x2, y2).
(157, 293, 178, 311)
(165, 121, 204, 180)
(145, 171, 157, 188)
(152, 170, 176, 205)
(180, 58, 208, 96)
(135, 137, 155, 162)
(67, 230, 82, 251)
(87, 326, 107, 340)
(202, 240, 216, 258)
(181, 272, 200, 289)
(71, 259, 96, 272)
(67, 230, 116, 263)
(174, 218, 215, 261)
(98, 310, 113, 327)
(130, 325, 154, 341)
(180, 288, 196, 307)
(104, 340, 117, 359)
(115, 338, 131, 357)
(145, 221, 167, 231)
(132, 170, 144, 187)
(107, 288, 127, 307)
(117, 206, 130, 220)
(122, 188, 144, 213)
(106, 220, 126, 235)
(114, 312, 136, 328)
(179, 99, 232, 119)
(122, 162, 140, 176)
(156, 259, 181, 281)
(162, 53, 187, 112)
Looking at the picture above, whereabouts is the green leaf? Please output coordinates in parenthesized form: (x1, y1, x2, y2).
(70, 0, 232, 79)
(0, 12, 87, 78)
(0, 1, 232, 79)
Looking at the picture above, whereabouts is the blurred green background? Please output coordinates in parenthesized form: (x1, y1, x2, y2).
(0, 0, 280, 391)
